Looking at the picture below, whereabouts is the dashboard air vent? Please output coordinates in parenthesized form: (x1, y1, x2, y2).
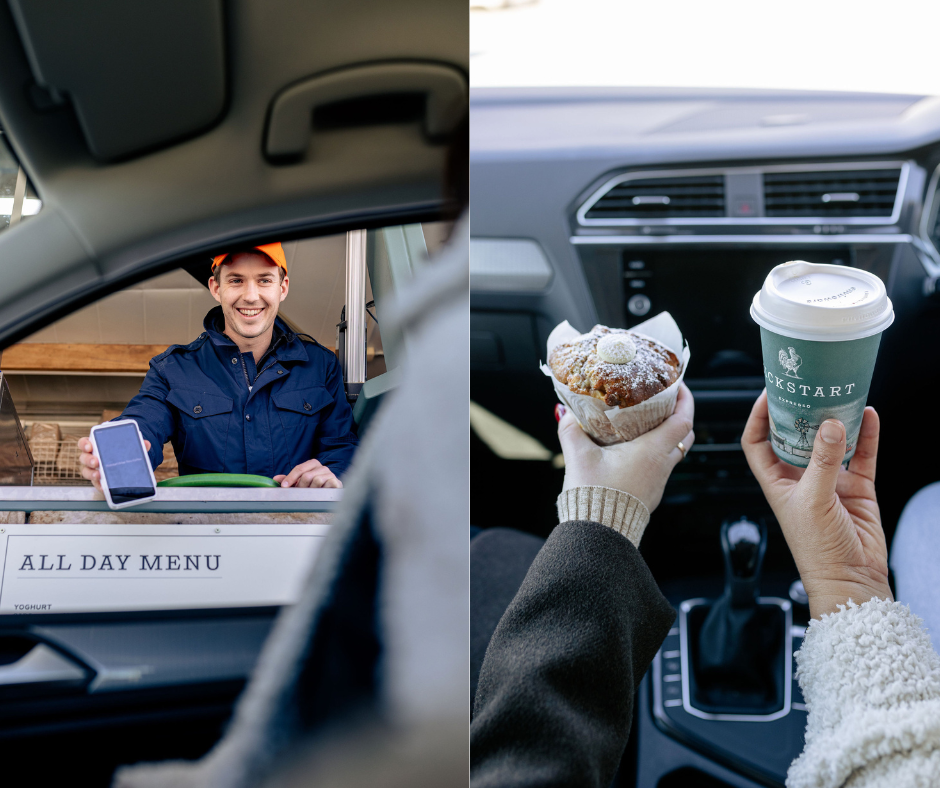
(763, 168, 902, 218)
(583, 174, 725, 220)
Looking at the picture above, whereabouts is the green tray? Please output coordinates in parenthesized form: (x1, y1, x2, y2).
(157, 473, 281, 489)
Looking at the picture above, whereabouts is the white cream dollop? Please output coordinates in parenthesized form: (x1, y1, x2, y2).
(596, 333, 637, 365)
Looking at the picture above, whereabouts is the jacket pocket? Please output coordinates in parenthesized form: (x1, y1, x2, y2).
(272, 387, 333, 418)
(272, 388, 333, 451)
(166, 388, 234, 471)
(167, 389, 234, 419)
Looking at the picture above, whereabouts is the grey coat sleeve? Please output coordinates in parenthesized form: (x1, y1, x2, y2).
(470, 520, 676, 788)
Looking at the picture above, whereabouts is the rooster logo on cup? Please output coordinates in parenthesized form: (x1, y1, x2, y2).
(778, 347, 803, 379)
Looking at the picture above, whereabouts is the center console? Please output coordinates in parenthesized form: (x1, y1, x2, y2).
(638, 519, 808, 788)
(687, 520, 789, 719)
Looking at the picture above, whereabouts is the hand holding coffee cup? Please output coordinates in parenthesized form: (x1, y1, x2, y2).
(750, 261, 894, 468)
(742, 390, 892, 620)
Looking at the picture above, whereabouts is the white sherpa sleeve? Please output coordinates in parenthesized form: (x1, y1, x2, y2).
(787, 598, 940, 788)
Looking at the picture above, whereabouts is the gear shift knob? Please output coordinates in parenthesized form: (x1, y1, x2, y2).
(721, 518, 766, 608)
(690, 516, 784, 715)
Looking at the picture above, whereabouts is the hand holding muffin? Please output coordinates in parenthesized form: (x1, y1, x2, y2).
(557, 382, 695, 514)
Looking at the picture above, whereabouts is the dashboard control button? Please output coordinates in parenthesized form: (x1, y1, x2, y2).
(663, 682, 683, 701)
(628, 294, 651, 316)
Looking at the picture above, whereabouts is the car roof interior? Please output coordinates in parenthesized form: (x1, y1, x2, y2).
(0, 0, 467, 347)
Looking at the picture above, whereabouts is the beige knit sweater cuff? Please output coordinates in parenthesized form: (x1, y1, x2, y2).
(556, 486, 651, 547)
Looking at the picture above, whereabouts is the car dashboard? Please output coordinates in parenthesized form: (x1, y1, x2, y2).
(470, 87, 940, 787)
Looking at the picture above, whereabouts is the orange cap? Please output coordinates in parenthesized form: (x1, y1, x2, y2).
(212, 242, 287, 274)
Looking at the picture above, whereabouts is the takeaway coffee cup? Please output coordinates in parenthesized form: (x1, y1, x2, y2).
(750, 261, 894, 467)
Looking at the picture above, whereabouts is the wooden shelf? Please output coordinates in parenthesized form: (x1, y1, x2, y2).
(1, 343, 379, 375)
(1, 344, 166, 374)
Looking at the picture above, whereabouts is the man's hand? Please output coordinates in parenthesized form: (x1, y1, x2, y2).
(274, 459, 342, 489)
(78, 436, 151, 494)
(741, 390, 892, 620)
(557, 382, 695, 513)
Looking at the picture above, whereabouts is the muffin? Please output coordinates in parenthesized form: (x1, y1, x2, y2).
(548, 326, 681, 408)
(541, 316, 689, 445)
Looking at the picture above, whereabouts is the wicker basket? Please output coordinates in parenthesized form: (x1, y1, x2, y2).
(31, 438, 89, 485)
(27, 424, 177, 486)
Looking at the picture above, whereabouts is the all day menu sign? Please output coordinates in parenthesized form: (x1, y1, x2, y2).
(0, 523, 330, 614)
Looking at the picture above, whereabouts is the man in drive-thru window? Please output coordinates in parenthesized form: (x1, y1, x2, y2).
(78, 243, 357, 488)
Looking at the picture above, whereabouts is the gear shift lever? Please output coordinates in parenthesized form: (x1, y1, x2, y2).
(723, 518, 765, 608)
(688, 518, 786, 715)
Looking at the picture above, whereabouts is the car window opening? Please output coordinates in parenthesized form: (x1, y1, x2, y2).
(0, 221, 450, 493)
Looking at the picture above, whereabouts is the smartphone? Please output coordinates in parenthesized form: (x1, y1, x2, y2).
(89, 419, 157, 510)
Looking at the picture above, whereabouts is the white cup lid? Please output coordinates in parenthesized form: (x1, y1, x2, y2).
(750, 261, 894, 341)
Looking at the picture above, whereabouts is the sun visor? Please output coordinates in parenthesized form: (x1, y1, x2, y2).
(7, 0, 226, 161)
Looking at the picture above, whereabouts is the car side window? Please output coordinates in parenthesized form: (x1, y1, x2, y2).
(1, 221, 449, 487)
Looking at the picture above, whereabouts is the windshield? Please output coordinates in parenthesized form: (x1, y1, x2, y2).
(471, 0, 940, 95)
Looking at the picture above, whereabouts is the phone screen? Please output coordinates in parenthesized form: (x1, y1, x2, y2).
(95, 423, 155, 503)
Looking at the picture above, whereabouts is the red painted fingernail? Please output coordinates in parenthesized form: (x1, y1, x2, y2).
(554, 404, 566, 422)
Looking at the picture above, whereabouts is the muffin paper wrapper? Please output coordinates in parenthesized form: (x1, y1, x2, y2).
(540, 312, 691, 445)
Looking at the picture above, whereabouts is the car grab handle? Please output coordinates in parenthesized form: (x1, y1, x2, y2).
(265, 62, 467, 160)
(0, 643, 88, 686)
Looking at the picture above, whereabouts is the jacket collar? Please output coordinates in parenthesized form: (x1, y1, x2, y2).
(202, 306, 308, 363)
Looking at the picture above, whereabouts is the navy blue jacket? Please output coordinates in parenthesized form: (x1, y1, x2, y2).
(121, 307, 358, 478)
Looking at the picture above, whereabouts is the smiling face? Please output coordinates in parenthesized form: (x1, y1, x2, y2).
(208, 252, 289, 348)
